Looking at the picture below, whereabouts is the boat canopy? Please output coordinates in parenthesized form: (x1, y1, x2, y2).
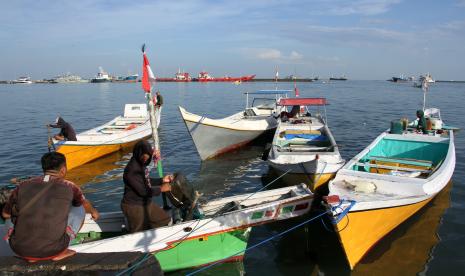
(245, 90, 292, 95)
(279, 98, 327, 106)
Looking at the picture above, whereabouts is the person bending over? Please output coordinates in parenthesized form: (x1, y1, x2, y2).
(48, 116, 77, 141)
(2, 152, 99, 262)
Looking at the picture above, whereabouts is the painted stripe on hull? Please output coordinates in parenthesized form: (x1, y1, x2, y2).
(335, 198, 433, 269)
(57, 139, 144, 170)
(185, 120, 264, 160)
(155, 229, 249, 272)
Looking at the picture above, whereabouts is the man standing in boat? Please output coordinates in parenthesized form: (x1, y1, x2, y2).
(155, 91, 163, 109)
(48, 116, 77, 141)
(1, 152, 99, 262)
(121, 140, 172, 233)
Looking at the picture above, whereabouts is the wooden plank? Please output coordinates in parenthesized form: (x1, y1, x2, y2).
(370, 156, 432, 167)
(355, 162, 431, 173)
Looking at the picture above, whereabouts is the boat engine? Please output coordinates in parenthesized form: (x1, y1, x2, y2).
(166, 173, 203, 223)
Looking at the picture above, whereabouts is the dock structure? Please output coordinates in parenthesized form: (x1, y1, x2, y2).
(0, 252, 163, 275)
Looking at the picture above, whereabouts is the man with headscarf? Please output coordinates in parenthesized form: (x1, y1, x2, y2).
(48, 117, 77, 141)
(416, 110, 427, 133)
(121, 140, 172, 233)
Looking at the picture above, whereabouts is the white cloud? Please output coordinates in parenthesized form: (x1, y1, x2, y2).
(315, 0, 402, 16)
(289, 51, 303, 60)
(257, 49, 283, 60)
(244, 48, 304, 63)
(457, 0, 465, 7)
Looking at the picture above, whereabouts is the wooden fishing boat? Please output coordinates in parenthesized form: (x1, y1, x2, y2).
(52, 104, 161, 170)
(324, 108, 456, 269)
(179, 90, 288, 160)
(63, 184, 311, 272)
(267, 98, 345, 191)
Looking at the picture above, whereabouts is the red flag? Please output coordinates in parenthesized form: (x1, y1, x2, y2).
(142, 45, 155, 93)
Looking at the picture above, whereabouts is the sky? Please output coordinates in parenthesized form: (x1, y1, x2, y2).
(1, 0, 465, 80)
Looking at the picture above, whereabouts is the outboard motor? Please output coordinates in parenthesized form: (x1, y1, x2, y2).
(166, 173, 203, 223)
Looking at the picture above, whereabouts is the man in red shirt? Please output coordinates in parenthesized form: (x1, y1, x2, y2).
(2, 152, 99, 262)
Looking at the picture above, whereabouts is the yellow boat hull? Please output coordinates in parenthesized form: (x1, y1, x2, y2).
(280, 172, 335, 192)
(335, 197, 434, 270)
(57, 139, 143, 171)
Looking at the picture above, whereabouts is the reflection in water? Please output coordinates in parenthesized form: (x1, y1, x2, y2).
(192, 145, 266, 202)
(66, 148, 132, 186)
(244, 182, 452, 275)
(354, 182, 452, 275)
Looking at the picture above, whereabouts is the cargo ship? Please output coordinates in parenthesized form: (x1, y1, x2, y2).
(195, 71, 256, 82)
(329, 74, 348, 81)
(157, 70, 192, 82)
(91, 67, 111, 83)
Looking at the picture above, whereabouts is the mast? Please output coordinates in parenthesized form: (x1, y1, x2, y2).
(141, 45, 164, 178)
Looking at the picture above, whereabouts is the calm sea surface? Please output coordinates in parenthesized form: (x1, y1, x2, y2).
(0, 81, 464, 275)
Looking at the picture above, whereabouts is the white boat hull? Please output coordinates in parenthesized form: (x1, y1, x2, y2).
(179, 106, 277, 160)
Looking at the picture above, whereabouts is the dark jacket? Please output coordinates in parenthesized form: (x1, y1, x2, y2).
(122, 140, 161, 206)
(156, 94, 163, 106)
(50, 117, 77, 141)
(416, 110, 427, 133)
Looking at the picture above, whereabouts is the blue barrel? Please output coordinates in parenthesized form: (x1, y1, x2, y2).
(390, 120, 403, 134)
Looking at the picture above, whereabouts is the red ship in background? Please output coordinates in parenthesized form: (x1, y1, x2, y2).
(156, 69, 192, 82)
(196, 71, 255, 82)
(155, 70, 255, 82)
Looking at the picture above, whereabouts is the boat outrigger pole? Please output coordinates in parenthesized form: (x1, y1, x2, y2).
(141, 44, 168, 208)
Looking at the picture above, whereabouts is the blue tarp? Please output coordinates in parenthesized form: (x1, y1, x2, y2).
(284, 134, 328, 141)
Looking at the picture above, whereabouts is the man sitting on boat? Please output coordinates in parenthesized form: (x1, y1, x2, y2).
(416, 110, 427, 133)
(1, 152, 100, 262)
(48, 116, 77, 141)
(121, 140, 172, 233)
(280, 105, 300, 121)
(155, 91, 163, 109)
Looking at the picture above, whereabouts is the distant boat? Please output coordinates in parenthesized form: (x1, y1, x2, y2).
(122, 74, 139, 82)
(413, 73, 435, 88)
(195, 71, 256, 82)
(329, 75, 347, 81)
(388, 75, 408, 82)
(91, 67, 111, 83)
(156, 70, 192, 82)
(53, 73, 88, 83)
(11, 76, 33, 84)
(114, 74, 139, 82)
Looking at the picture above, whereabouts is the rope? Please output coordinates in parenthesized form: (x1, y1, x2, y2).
(105, 169, 294, 273)
(115, 252, 152, 276)
(186, 210, 329, 276)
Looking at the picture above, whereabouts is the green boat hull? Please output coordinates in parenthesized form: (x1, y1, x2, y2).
(74, 228, 250, 273)
(155, 228, 250, 272)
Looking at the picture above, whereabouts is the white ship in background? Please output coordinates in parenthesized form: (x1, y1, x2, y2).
(11, 76, 33, 84)
(53, 73, 89, 83)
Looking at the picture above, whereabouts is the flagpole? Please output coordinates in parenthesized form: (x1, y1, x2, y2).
(141, 44, 168, 208)
(275, 66, 279, 90)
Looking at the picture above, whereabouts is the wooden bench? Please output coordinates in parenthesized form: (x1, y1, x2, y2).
(359, 156, 433, 175)
(369, 156, 433, 168)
